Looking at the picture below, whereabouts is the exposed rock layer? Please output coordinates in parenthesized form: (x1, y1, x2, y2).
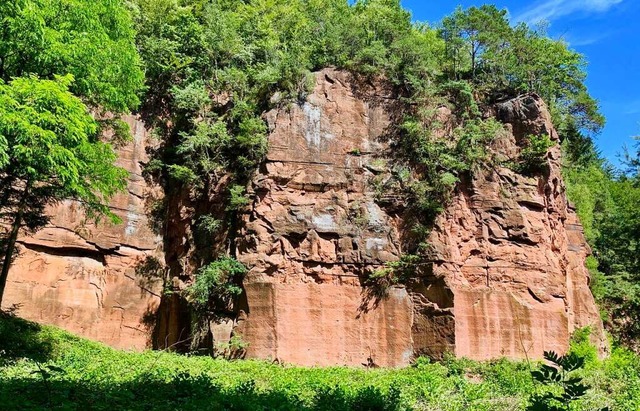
(3, 117, 163, 349)
(235, 70, 605, 366)
(3, 70, 605, 366)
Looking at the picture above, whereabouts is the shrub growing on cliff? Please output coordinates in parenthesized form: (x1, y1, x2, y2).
(512, 134, 555, 175)
(185, 258, 247, 313)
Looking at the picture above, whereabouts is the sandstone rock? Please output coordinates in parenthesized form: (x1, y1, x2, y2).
(2, 70, 606, 366)
(3, 117, 164, 350)
(236, 70, 605, 366)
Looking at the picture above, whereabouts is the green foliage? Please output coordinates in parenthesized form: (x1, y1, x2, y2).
(514, 134, 555, 175)
(196, 214, 222, 235)
(562, 127, 640, 351)
(391, 114, 503, 249)
(185, 258, 247, 313)
(0, 0, 143, 113)
(0, 0, 143, 305)
(214, 334, 249, 360)
(131, 0, 445, 201)
(4, 316, 640, 410)
(568, 328, 599, 366)
(369, 254, 422, 289)
(227, 185, 251, 211)
(440, 6, 511, 80)
(527, 351, 594, 411)
(439, 6, 604, 133)
(0, 76, 127, 216)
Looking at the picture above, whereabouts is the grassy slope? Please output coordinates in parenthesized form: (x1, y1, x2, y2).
(0, 315, 639, 410)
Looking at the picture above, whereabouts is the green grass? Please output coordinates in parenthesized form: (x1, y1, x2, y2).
(1, 314, 639, 410)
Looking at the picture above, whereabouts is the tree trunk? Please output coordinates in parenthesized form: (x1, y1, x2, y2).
(0, 185, 28, 308)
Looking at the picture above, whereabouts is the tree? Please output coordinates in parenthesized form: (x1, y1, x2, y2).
(0, 0, 143, 306)
(438, 6, 604, 134)
(0, 0, 144, 145)
(0, 0, 143, 112)
(0, 76, 128, 306)
(440, 6, 510, 80)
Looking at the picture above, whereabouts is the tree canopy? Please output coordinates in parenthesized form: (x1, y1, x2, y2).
(0, 0, 143, 113)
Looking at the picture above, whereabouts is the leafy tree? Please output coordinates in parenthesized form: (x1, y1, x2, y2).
(439, 6, 604, 133)
(185, 257, 247, 313)
(623, 137, 640, 177)
(0, 0, 143, 113)
(0, 76, 128, 306)
(440, 5, 510, 80)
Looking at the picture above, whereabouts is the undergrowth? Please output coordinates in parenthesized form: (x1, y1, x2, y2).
(1, 316, 639, 411)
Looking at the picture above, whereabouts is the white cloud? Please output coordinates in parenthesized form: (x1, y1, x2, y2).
(564, 31, 615, 46)
(514, 0, 623, 24)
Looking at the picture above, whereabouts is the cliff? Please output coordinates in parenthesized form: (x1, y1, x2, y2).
(2, 69, 605, 366)
(2, 117, 163, 349)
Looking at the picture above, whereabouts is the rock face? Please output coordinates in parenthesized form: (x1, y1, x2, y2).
(2, 70, 605, 366)
(235, 70, 605, 366)
(2, 117, 163, 350)
(424, 95, 607, 360)
(235, 69, 412, 367)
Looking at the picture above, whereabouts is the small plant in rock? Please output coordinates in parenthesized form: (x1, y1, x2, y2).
(185, 258, 247, 313)
(348, 201, 369, 229)
(367, 253, 422, 297)
(196, 215, 222, 235)
(227, 185, 251, 211)
(527, 350, 608, 411)
(516, 134, 554, 175)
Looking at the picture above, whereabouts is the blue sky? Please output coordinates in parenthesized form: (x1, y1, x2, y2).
(400, 0, 639, 167)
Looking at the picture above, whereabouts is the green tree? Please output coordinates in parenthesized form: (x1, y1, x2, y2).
(438, 6, 604, 133)
(0, 76, 128, 306)
(440, 5, 510, 80)
(0, 0, 143, 113)
(0, 0, 143, 307)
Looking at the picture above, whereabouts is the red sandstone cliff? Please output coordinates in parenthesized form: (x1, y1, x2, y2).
(2, 117, 163, 349)
(2, 69, 605, 366)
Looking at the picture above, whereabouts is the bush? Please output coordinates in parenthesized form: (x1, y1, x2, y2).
(515, 134, 554, 175)
(185, 258, 247, 313)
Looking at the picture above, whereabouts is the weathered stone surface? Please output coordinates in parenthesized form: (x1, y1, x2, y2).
(236, 72, 605, 366)
(236, 69, 410, 366)
(2, 71, 605, 365)
(427, 94, 606, 359)
(239, 283, 413, 367)
(2, 117, 163, 350)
